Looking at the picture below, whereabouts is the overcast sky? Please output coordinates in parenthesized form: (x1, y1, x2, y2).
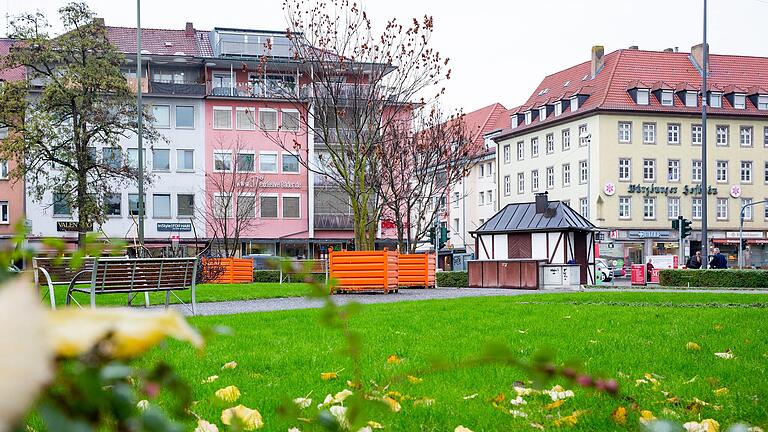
(4, 0, 767, 112)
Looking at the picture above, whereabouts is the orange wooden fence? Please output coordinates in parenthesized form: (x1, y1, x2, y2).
(398, 253, 436, 288)
(328, 249, 399, 294)
(203, 257, 253, 284)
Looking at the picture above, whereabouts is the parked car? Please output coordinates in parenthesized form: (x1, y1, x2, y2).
(595, 259, 613, 282)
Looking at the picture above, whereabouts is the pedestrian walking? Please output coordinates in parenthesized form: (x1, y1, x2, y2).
(686, 251, 702, 269)
(709, 248, 728, 269)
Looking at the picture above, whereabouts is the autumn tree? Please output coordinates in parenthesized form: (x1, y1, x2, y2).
(378, 107, 480, 253)
(202, 135, 262, 258)
(269, 0, 452, 250)
(0, 2, 160, 247)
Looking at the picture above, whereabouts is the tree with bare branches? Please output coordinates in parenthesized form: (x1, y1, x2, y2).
(265, 0, 452, 250)
(378, 107, 482, 253)
(202, 135, 262, 258)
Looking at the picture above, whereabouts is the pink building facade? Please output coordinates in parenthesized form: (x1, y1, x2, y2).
(0, 39, 25, 239)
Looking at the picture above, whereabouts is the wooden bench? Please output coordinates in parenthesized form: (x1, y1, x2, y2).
(65, 257, 199, 315)
(33, 257, 96, 309)
(279, 258, 328, 284)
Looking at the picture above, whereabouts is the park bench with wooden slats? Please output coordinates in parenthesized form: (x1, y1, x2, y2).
(279, 258, 328, 284)
(65, 257, 199, 315)
(33, 257, 96, 309)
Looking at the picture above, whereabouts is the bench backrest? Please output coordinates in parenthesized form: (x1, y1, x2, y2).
(33, 257, 95, 284)
(91, 257, 198, 294)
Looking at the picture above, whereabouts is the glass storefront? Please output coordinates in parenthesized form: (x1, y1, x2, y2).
(598, 242, 644, 270)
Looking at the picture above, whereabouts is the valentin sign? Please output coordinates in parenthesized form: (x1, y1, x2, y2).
(626, 183, 718, 197)
(56, 221, 93, 232)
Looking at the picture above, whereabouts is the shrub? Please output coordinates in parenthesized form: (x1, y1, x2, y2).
(253, 270, 280, 283)
(659, 269, 768, 288)
(437, 271, 468, 287)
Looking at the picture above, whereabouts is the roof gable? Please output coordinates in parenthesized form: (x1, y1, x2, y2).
(473, 201, 596, 234)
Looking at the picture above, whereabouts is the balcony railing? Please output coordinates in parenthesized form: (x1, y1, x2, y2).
(149, 80, 206, 96)
(315, 128, 356, 145)
(206, 81, 303, 99)
(314, 213, 354, 230)
(217, 39, 297, 58)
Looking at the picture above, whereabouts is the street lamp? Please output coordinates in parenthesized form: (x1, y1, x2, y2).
(738, 200, 767, 268)
(699, 0, 709, 268)
(136, 0, 145, 250)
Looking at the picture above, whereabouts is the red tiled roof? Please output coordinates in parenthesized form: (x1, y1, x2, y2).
(495, 48, 768, 140)
(0, 39, 24, 81)
(105, 25, 211, 57)
(459, 103, 508, 148)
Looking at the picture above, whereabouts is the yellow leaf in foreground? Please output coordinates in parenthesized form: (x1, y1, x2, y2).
(382, 396, 402, 412)
(406, 375, 423, 384)
(215, 385, 241, 403)
(683, 418, 720, 432)
(386, 354, 401, 364)
(48, 308, 203, 358)
(346, 380, 361, 389)
(544, 399, 565, 410)
(221, 405, 264, 430)
(714, 349, 734, 359)
(194, 419, 219, 432)
(455, 427, 473, 432)
(611, 406, 627, 425)
(639, 410, 656, 425)
(221, 361, 238, 370)
(367, 420, 384, 429)
(320, 372, 338, 381)
(553, 410, 587, 427)
(686, 342, 702, 351)
(713, 387, 729, 396)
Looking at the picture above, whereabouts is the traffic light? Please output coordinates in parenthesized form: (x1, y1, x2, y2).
(672, 219, 680, 230)
(681, 218, 692, 238)
(439, 226, 449, 249)
(741, 238, 748, 250)
(428, 227, 436, 245)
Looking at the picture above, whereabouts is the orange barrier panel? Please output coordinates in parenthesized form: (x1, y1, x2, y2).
(398, 253, 436, 288)
(203, 257, 254, 284)
(329, 248, 399, 294)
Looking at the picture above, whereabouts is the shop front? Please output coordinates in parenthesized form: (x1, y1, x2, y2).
(601, 229, 681, 271)
(713, 231, 768, 268)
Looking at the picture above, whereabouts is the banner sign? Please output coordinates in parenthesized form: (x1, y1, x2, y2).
(157, 222, 192, 232)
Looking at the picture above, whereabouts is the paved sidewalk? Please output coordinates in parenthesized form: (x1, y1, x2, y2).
(169, 287, 557, 316)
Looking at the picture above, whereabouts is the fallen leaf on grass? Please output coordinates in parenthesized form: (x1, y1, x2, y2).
(712, 387, 729, 396)
(510, 396, 527, 406)
(320, 371, 339, 381)
(346, 379, 361, 389)
(413, 397, 435, 407)
(367, 421, 384, 429)
(544, 385, 575, 401)
(329, 406, 350, 430)
(406, 375, 422, 384)
(684, 376, 699, 384)
(463, 393, 478, 400)
(544, 399, 565, 410)
(530, 423, 545, 430)
(611, 406, 627, 425)
(713, 323, 723, 331)
(454, 427, 473, 432)
(491, 392, 506, 404)
(386, 354, 401, 364)
(221, 405, 264, 430)
(553, 410, 588, 427)
(221, 361, 237, 370)
(686, 397, 721, 413)
(686, 342, 702, 351)
(518, 329, 528, 334)
(194, 419, 219, 432)
(293, 397, 312, 409)
(510, 409, 528, 418)
(202, 375, 219, 384)
(215, 385, 241, 403)
(382, 396, 401, 412)
(639, 410, 656, 425)
(714, 350, 734, 359)
(683, 418, 720, 432)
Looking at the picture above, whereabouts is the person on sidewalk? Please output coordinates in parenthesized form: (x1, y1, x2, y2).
(686, 251, 702, 269)
(709, 248, 728, 269)
(646, 259, 654, 280)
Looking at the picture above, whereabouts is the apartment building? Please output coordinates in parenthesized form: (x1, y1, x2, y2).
(0, 39, 25, 241)
(495, 45, 768, 268)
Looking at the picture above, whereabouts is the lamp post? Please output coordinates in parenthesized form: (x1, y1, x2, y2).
(699, 0, 709, 268)
(738, 200, 767, 268)
(136, 0, 145, 251)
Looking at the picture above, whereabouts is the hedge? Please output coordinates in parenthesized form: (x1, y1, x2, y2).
(253, 270, 280, 283)
(436, 271, 468, 287)
(659, 269, 768, 288)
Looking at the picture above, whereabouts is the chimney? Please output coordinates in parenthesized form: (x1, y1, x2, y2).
(690, 43, 709, 74)
(535, 192, 549, 214)
(628, 45, 639, 50)
(663, 47, 674, 53)
(591, 45, 605, 78)
(185, 22, 195, 36)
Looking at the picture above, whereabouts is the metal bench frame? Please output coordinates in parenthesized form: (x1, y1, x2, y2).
(33, 257, 96, 310)
(64, 257, 199, 315)
(279, 258, 328, 284)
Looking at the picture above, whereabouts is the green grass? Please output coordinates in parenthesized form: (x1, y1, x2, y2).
(139, 292, 768, 431)
(46, 282, 311, 307)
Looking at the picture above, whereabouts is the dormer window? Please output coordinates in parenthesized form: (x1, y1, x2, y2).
(758, 95, 768, 110)
(554, 101, 562, 116)
(661, 90, 674, 106)
(525, 111, 532, 125)
(710, 92, 723, 108)
(637, 89, 650, 105)
(734, 93, 746, 109)
(570, 96, 579, 112)
(539, 107, 547, 121)
(510, 115, 518, 128)
(685, 91, 697, 107)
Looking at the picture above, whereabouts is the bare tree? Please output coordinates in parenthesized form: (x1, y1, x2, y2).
(262, 0, 451, 250)
(378, 107, 481, 253)
(201, 135, 262, 258)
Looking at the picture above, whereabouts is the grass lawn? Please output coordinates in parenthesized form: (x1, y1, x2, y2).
(139, 291, 768, 431)
(46, 282, 311, 307)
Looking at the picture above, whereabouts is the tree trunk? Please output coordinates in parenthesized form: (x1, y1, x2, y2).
(76, 171, 88, 249)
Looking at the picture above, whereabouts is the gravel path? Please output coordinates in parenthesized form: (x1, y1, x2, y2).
(164, 286, 768, 317)
(171, 287, 556, 317)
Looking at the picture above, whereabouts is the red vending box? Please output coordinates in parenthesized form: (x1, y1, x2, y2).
(650, 268, 661, 284)
(631, 264, 646, 286)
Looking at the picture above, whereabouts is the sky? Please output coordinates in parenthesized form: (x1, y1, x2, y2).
(3, 0, 767, 113)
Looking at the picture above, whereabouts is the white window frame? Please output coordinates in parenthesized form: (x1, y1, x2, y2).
(742, 198, 753, 221)
(259, 193, 279, 219)
(758, 95, 768, 110)
(578, 124, 589, 146)
(618, 122, 631, 143)
(733, 93, 746, 109)
(570, 96, 579, 112)
(152, 148, 171, 172)
(643, 159, 655, 182)
(479, 191, 485, 205)
(0, 160, 8, 179)
(212, 106, 233, 130)
(710, 92, 723, 108)
(236, 151, 256, 173)
(213, 150, 233, 172)
(692, 160, 702, 183)
(213, 193, 233, 219)
(0, 201, 8, 224)
(691, 124, 703, 146)
(151, 104, 171, 128)
(562, 163, 571, 187)
(642, 123, 656, 144)
(660, 90, 674, 106)
(503, 175, 511, 196)
(643, 197, 656, 220)
(517, 141, 524, 161)
(281, 193, 301, 219)
(175, 105, 195, 129)
(667, 159, 680, 182)
(685, 91, 697, 107)
(539, 107, 547, 121)
(236, 193, 257, 219)
(562, 129, 571, 150)
(554, 101, 562, 116)
(740, 161, 753, 184)
(740, 126, 753, 147)
(517, 172, 525, 194)
(716, 125, 729, 146)
(236, 107, 256, 130)
(258, 151, 279, 173)
(531, 137, 539, 158)
(546, 133, 554, 154)
(579, 197, 588, 218)
(716, 198, 728, 220)
(692, 198, 702, 220)
(281, 152, 300, 174)
(152, 194, 172, 219)
(618, 158, 631, 181)
(176, 149, 195, 172)
(531, 170, 539, 191)
(636, 89, 650, 105)
(546, 166, 554, 189)
(503, 144, 511, 164)
(578, 160, 588, 184)
(258, 108, 278, 131)
(618, 196, 631, 220)
(667, 196, 680, 220)
(667, 123, 680, 144)
(280, 109, 301, 132)
(715, 160, 728, 183)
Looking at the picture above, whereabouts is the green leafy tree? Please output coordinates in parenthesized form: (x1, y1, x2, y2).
(0, 2, 160, 247)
